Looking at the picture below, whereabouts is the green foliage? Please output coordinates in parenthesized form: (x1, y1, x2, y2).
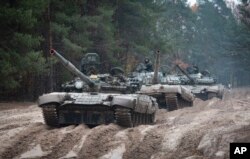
(1, 0, 250, 99)
(20, 51, 49, 74)
(159, 0, 250, 85)
(238, 1, 250, 27)
(0, 50, 19, 89)
(12, 33, 43, 51)
(0, 0, 49, 96)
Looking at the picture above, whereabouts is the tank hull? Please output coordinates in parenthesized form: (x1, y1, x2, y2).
(38, 92, 158, 127)
(184, 84, 225, 100)
(139, 84, 195, 111)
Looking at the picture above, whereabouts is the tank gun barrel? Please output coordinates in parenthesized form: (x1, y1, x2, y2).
(176, 64, 196, 84)
(152, 50, 160, 84)
(50, 49, 96, 89)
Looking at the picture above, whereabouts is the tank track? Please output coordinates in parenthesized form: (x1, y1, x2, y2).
(165, 94, 178, 111)
(42, 104, 59, 127)
(207, 92, 217, 100)
(178, 98, 193, 108)
(115, 107, 155, 127)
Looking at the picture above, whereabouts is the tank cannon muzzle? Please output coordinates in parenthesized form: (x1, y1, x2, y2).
(50, 49, 56, 55)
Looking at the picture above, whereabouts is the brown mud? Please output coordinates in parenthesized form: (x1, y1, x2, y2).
(0, 88, 249, 159)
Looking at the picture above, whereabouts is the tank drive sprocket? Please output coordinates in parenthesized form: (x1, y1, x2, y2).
(165, 94, 178, 111)
(115, 107, 133, 127)
(42, 104, 59, 127)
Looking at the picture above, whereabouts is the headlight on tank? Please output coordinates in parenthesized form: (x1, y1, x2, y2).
(75, 81, 83, 89)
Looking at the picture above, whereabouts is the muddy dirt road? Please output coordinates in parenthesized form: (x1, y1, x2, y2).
(0, 88, 250, 159)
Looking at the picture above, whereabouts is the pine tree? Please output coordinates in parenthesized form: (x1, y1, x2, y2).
(0, 0, 49, 99)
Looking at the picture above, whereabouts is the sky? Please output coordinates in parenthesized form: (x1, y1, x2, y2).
(185, 0, 243, 16)
(186, 0, 242, 7)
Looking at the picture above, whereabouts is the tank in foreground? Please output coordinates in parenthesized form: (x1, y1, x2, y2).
(38, 49, 158, 127)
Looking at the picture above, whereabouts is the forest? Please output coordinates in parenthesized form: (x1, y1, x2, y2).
(0, 0, 250, 100)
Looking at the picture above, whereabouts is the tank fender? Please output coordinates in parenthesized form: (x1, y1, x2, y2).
(205, 85, 224, 93)
(148, 96, 158, 114)
(217, 85, 225, 98)
(205, 85, 225, 98)
(38, 92, 67, 106)
(179, 86, 195, 102)
(111, 95, 136, 109)
(134, 95, 158, 114)
(140, 84, 182, 94)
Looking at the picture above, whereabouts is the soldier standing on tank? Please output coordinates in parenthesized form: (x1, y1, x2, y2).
(193, 64, 199, 74)
(187, 64, 199, 74)
(144, 58, 153, 72)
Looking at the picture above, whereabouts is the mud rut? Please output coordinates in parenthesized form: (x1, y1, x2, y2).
(0, 88, 250, 159)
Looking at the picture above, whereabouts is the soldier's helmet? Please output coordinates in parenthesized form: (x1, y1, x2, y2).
(144, 58, 149, 64)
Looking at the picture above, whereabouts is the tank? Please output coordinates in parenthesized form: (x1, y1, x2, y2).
(176, 64, 225, 100)
(81, 52, 101, 75)
(38, 49, 158, 127)
(61, 52, 138, 93)
(61, 78, 86, 92)
(137, 51, 195, 111)
(61, 52, 100, 92)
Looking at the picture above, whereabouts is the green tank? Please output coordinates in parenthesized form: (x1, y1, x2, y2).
(175, 64, 225, 100)
(38, 49, 158, 127)
(137, 51, 195, 111)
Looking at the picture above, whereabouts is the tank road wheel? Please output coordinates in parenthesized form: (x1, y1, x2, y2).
(165, 94, 178, 111)
(188, 101, 193, 107)
(134, 113, 155, 126)
(145, 114, 149, 124)
(142, 114, 146, 124)
(132, 113, 138, 126)
(207, 92, 217, 100)
(179, 98, 193, 108)
(42, 104, 59, 127)
(150, 113, 156, 123)
(115, 107, 133, 127)
(115, 106, 156, 127)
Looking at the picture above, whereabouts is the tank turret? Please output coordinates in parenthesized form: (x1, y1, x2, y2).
(175, 63, 224, 100)
(176, 64, 196, 84)
(51, 49, 139, 94)
(50, 49, 97, 90)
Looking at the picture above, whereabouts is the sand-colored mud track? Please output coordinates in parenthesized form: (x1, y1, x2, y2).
(0, 88, 249, 159)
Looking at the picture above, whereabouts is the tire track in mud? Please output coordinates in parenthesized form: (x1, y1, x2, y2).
(0, 123, 25, 131)
(0, 88, 250, 158)
(39, 125, 88, 159)
(17, 127, 67, 159)
(0, 106, 42, 126)
(167, 128, 206, 159)
(123, 125, 167, 159)
(0, 123, 45, 159)
(120, 128, 142, 158)
(28, 126, 77, 158)
(78, 124, 122, 159)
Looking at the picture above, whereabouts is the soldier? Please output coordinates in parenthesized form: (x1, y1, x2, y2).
(193, 64, 199, 74)
(144, 57, 153, 72)
(187, 64, 199, 74)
